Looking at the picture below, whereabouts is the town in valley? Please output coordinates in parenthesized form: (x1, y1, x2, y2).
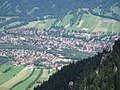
(0, 28, 119, 71)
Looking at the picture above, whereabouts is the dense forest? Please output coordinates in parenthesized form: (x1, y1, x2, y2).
(35, 39, 120, 90)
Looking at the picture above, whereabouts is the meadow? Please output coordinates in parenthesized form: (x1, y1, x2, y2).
(65, 14, 120, 33)
(1, 13, 120, 33)
(34, 19, 56, 30)
(0, 64, 12, 74)
(12, 68, 40, 90)
(56, 13, 73, 27)
(0, 65, 24, 86)
(0, 67, 32, 90)
(30, 68, 50, 90)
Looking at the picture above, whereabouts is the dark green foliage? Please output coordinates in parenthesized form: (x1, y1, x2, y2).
(35, 39, 120, 90)
(0, 56, 9, 65)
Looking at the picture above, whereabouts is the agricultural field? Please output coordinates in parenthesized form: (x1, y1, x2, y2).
(0, 64, 12, 74)
(0, 65, 24, 86)
(0, 64, 53, 90)
(0, 67, 32, 90)
(30, 68, 51, 90)
(21, 18, 56, 30)
(5, 21, 21, 27)
(12, 68, 40, 90)
(1, 13, 120, 33)
(34, 19, 56, 30)
(56, 13, 73, 27)
(38, 69, 49, 81)
(112, 22, 120, 33)
(0, 16, 20, 31)
(67, 15, 82, 30)
(20, 21, 40, 29)
(64, 14, 120, 33)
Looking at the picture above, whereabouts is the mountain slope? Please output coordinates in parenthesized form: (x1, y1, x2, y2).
(35, 39, 120, 90)
(0, 0, 120, 20)
(0, 0, 120, 31)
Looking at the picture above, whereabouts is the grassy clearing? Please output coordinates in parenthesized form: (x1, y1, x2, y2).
(0, 67, 32, 90)
(12, 68, 40, 90)
(0, 66, 24, 86)
(0, 64, 12, 73)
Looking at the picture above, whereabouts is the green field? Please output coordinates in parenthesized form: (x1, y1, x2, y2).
(34, 19, 56, 30)
(1, 13, 120, 33)
(112, 22, 120, 33)
(56, 13, 73, 27)
(0, 17, 21, 31)
(107, 22, 113, 32)
(0, 67, 32, 90)
(66, 14, 98, 31)
(0, 64, 12, 73)
(67, 15, 82, 30)
(38, 69, 49, 81)
(12, 68, 40, 90)
(30, 68, 50, 90)
(66, 14, 120, 32)
(0, 66, 24, 86)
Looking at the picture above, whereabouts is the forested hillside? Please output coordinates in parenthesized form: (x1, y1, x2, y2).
(0, 0, 120, 31)
(0, 0, 120, 22)
(35, 39, 120, 90)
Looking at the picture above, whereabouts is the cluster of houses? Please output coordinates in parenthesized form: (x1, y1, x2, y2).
(0, 28, 119, 71)
(0, 48, 72, 71)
